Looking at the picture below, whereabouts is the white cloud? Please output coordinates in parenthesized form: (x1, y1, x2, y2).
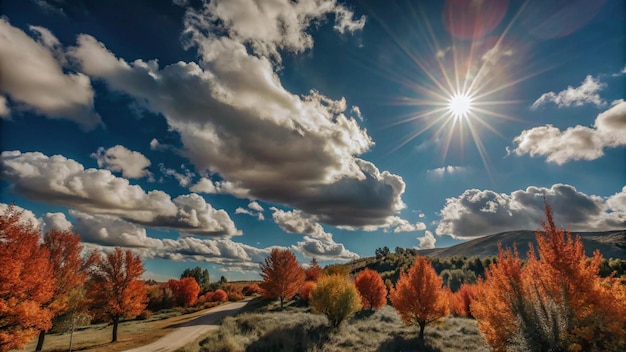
(67, 22, 405, 229)
(0, 151, 241, 237)
(235, 201, 265, 221)
(190, 177, 252, 199)
(292, 236, 359, 261)
(0, 19, 101, 130)
(91, 145, 152, 179)
(436, 184, 626, 239)
(0, 96, 10, 117)
(417, 230, 436, 250)
(71, 210, 163, 248)
(512, 102, 626, 164)
(41, 212, 72, 232)
(427, 165, 466, 177)
(531, 75, 606, 109)
(159, 164, 195, 187)
(333, 5, 366, 34)
(271, 207, 333, 242)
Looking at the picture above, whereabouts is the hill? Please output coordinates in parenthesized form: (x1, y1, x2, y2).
(415, 229, 626, 259)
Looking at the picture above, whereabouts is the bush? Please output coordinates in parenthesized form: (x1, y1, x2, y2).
(214, 289, 228, 302)
(310, 275, 362, 328)
(242, 284, 261, 296)
(228, 292, 244, 302)
(299, 281, 316, 302)
(137, 309, 152, 320)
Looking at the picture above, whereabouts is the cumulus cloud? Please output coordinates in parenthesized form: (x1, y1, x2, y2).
(0, 19, 101, 130)
(41, 212, 72, 232)
(292, 236, 359, 261)
(417, 230, 436, 250)
(235, 201, 265, 221)
(333, 5, 366, 34)
(436, 184, 626, 239)
(66, 9, 405, 229)
(0, 96, 10, 117)
(190, 177, 252, 199)
(159, 164, 195, 187)
(512, 102, 626, 164)
(0, 151, 241, 237)
(91, 145, 152, 179)
(531, 75, 606, 109)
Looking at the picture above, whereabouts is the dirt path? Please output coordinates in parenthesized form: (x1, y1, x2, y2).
(123, 299, 251, 352)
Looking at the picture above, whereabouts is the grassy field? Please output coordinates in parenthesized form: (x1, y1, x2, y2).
(199, 298, 492, 352)
(15, 307, 218, 352)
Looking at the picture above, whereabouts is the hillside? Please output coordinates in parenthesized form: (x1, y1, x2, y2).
(415, 229, 626, 259)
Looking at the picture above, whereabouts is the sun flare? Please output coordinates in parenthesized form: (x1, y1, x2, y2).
(447, 93, 473, 119)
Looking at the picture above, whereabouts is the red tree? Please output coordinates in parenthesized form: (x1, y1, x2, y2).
(87, 248, 148, 342)
(213, 289, 228, 302)
(259, 249, 305, 310)
(305, 258, 323, 282)
(36, 229, 95, 351)
(355, 269, 387, 311)
(390, 256, 449, 344)
(0, 205, 54, 352)
(450, 283, 476, 318)
(167, 277, 201, 307)
(299, 281, 316, 302)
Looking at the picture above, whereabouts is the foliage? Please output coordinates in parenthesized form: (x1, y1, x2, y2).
(305, 258, 323, 282)
(390, 256, 449, 344)
(310, 275, 362, 328)
(86, 247, 148, 342)
(213, 289, 228, 302)
(0, 205, 54, 352)
(181, 266, 211, 293)
(299, 281, 316, 302)
(167, 277, 201, 307)
(242, 283, 262, 296)
(259, 248, 305, 310)
(472, 203, 626, 352)
(449, 283, 476, 318)
(36, 229, 95, 351)
(354, 269, 387, 311)
(324, 263, 350, 277)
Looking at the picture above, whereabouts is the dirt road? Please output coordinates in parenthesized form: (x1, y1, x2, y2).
(123, 299, 251, 352)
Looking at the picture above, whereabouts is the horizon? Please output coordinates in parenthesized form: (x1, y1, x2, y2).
(1, 0, 625, 281)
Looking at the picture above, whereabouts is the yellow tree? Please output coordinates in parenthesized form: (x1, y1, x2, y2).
(87, 248, 148, 342)
(310, 275, 362, 328)
(390, 256, 449, 344)
(259, 248, 305, 310)
(0, 205, 54, 352)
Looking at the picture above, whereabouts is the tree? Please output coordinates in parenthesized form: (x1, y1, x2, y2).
(324, 263, 350, 277)
(472, 202, 626, 352)
(87, 248, 148, 343)
(181, 266, 210, 292)
(450, 283, 476, 318)
(310, 275, 362, 328)
(259, 248, 305, 310)
(213, 289, 228, 302)
(167, 278, 201, 307)
(390, 256, 449, 344)
(375, 246, 390, 259)
(36, 229, 94, 351)
(0, 205, 54, 352)
(305, 258, 323, 282)
(299, 281, 316, 302)
(354, 269, 387, 311)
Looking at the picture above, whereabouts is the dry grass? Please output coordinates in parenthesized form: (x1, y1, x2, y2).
(14, 306, 228, 352)
(200, 301, 492, 352)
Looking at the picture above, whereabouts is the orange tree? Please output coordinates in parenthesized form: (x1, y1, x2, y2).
(259, 248, 305, 310)
(472, 203, 626, 352)
(450, 283, 476, 318)
(390, 256, 449, 344)
(87, 248, 148, 342)
(0, 205, 54, 352)
(354, 269, 387, 311)
(36, 229, 95, 351)
(167, 277, 201, 307)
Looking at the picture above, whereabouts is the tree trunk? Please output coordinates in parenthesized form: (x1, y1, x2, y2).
(418, 322, 426, 344)
(35, 330, 46, 351)
(112, 316, 119, 342)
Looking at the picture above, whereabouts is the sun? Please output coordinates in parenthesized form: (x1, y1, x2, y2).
(447, 93, 473, 119)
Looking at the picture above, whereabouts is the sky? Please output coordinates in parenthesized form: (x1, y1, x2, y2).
(1, 0, 625, 281)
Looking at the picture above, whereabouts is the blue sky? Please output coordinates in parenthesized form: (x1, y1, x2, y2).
(1, 0, 625, 281)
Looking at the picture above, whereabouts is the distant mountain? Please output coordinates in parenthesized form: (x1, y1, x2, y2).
(416, 230, 626, 259)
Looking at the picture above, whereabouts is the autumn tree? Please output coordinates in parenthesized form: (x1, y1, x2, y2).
(181, 266, 211, 293)
(299, 281, 316, 302)
(213, 289, 228, 302)
(390, 256, 449, 344)
(305, 258, 323, 282)
(450, 283, 476, 318)
(0, 205, 54, 352)
(87, 248, 148, 343)
(167, 277, 201, 307)
(354, 269, 387, 311)
(259, 248, 305, 310)
(310, 275, 362, 328)
(36, 229, 95, 351)
(472, 203, 626, 352)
